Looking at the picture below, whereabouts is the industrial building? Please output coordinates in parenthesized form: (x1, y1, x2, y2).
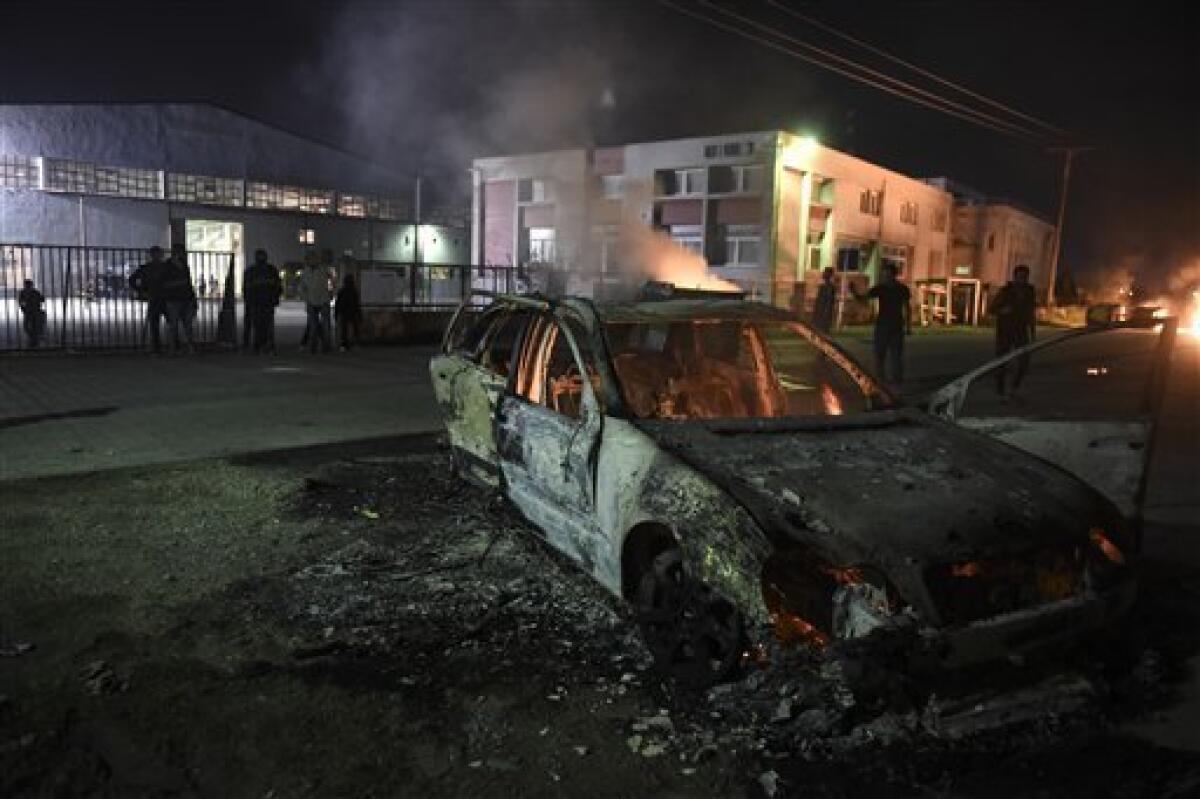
(0, 103, 469, 298)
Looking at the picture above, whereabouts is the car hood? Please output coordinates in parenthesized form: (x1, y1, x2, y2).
(634, 410, 1116, 572)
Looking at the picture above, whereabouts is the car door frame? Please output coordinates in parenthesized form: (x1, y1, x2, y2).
(926, 317, 1178, 542)
(430, 296, 541, 486)
(496, 308, 607, 570)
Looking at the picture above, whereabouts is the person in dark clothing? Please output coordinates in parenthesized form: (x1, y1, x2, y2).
(852, 262, 911, 384)
(161, 244, 197, 353)
(335, 274, 363, 351)
(812, 267, 837, 333)
(244, 249, 283, 354)
(129, 246, 169, 353)
(992, 264, 1038, 397)
(17, 279, 46, 348)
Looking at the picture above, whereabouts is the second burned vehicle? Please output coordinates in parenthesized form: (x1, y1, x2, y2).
(430, 283, 1175, 686)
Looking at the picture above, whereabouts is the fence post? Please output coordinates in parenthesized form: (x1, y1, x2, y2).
(217, 253, 238, 346)
(60, 248, 72, 348)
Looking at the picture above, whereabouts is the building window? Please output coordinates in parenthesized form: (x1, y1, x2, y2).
(299, 188, 334, 214)
(600, 175, 623, 200)
(367, 197, 404, 220)
(527, 227, 556, 264)
(987, 233, 996, 251)
(43, 158, 95, 193)
(900, 201, 919, 226)
(518, 178, 553, 203)
(298, 228, 316, 245)
(711, 165, 763, 194)
(928, 249, 944, 276)
(656, 168, 705, 197)
(859, 189, 882, 216)
(95, 165, 162, 199)
(703, 144, 720, 158)
(168, 173, 243, 206)
(725, 228, 761, 265)
(338, 194, 367, 217)
(931, 208, 948, 232)
(880, 244, 910, 275)
(0, 155, 40, 189)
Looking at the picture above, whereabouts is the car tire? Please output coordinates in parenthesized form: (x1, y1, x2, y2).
(636, 548, 745, 687)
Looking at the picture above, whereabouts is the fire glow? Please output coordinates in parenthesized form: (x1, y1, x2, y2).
(625, 224, 740, 292)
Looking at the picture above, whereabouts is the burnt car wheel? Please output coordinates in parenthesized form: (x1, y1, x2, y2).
(636, 549, 745, 687)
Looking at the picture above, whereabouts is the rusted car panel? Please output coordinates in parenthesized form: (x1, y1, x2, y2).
(429, 289, 1174, 683)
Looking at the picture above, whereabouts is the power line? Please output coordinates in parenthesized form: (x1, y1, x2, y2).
(689, 0, 1051, 144)
(766, 0, 1069, 138)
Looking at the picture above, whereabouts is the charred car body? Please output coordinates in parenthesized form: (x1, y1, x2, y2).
(430, 285, 1176, 685)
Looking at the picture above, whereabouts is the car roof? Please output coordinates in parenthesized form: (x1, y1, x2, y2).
(559, 297, 794, 324)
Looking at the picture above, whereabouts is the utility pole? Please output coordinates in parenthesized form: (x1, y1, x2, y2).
(1046, 146, 1093, 307)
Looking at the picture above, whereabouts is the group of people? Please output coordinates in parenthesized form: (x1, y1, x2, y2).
(128, 243, 200, 355)
(805, 262, 1037, 397)
(121, 245, 363, 356)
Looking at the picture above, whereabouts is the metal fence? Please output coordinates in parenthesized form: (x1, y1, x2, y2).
(354, 262, 533, 309)
(1, 244, 233, 351)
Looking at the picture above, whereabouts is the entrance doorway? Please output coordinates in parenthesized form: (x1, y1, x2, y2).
(184, 220, 244, 297)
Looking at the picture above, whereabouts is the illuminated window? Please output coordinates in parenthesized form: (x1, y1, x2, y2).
(95, 166, 162, 199)
(900, 201, 919, 226)
(859, 189, 882, 216)
(527, 227, 556, 263)
(299, 188, 334, 214)
(298, 228, 316, 244)
(338, 194, 367, 217)
(168, 173, 243, 206)
(43, 158, 96, 193)
(0, 155, 40, 189)
(247, 182, 303, 210)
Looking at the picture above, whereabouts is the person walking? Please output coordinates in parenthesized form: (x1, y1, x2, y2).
(129, 245, 169, 354)
(992, 264, 1038, 398)
(244, 249, 283, 354)
(299, 257, 333, 354)
(812, 267, 837, 334)
(335, 274, 363, 351)
(17, 278, 46, 348)
(851, 262, 911, 386)
(161, 244, 197, 354)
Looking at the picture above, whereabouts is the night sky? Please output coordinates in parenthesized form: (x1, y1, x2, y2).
(2, 0, 1195, 289)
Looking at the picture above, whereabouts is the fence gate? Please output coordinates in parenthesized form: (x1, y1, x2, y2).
(1, 244, 233, 351)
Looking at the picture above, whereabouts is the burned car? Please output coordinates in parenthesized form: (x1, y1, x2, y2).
(430, 285, 1176, 686)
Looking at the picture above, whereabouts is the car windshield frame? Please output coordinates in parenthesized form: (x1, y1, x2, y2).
(599, 316, 894, 422)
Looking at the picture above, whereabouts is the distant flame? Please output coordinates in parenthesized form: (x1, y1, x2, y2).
(821, 384, 843, 415)
(951, 562, 982, 578)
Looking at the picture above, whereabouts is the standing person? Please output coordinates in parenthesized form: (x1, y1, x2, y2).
(299, 257, 333, 354)
(992, 264, 1037, 397)
(161, 244, 197, 354)
(851, 262, 911, 385)
(129, 245, 169, 354)
(17, 279, 46, 348)
(244, 249, 283, 354)
(335, 274, 363, 351)
(812, 267, 837, 334)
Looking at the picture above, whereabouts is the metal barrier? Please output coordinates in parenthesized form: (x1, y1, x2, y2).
(355, 262, 532, 309)
(1, 244, 233, 351)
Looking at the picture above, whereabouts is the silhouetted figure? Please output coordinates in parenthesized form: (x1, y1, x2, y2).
(129, 246, 169, 353)
(300, 257, 333, 354)
(335, 274, 363, 351)
(162, 244, 197, 353)
(17, 279, 46, 348)
(852, 262, 911, 385)
(812, 267, 837, 333)
(992, 264, 1037, 397)
(244, 249, 283, 354)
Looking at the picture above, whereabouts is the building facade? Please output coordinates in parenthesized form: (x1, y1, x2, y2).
(0, 103, 468, 295)
(926, 178, 1057, 299)
(472, 130, 955, 308)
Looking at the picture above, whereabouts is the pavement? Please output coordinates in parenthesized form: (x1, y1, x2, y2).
(0, 345, 441, 481)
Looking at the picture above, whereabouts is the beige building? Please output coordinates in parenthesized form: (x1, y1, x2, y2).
(472, 131, 954, 309)
(926, 177, 1057, 299)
